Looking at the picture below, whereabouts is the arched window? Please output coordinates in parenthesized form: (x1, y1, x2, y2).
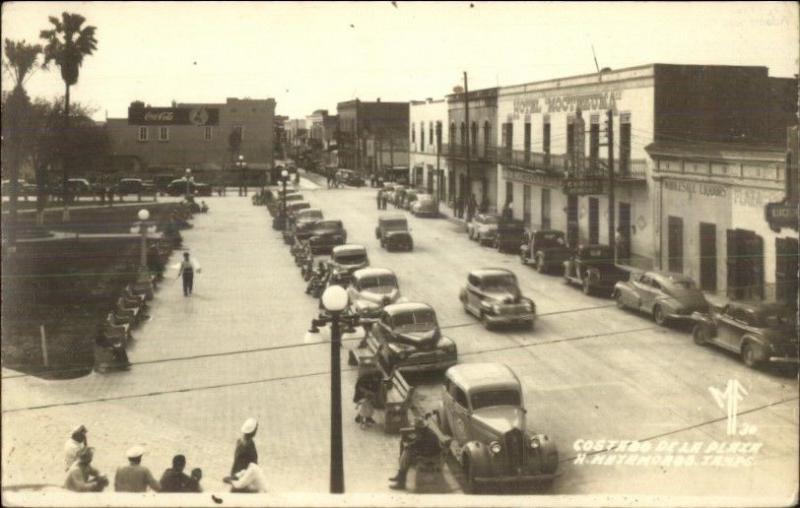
(420, 122, 425, 151)
(471, 121, 478, 155)
(429, 122, 434, 145)
(450, 122, 456, 145)
(483, 121, 492, 149)
(460, 122, 466, 147)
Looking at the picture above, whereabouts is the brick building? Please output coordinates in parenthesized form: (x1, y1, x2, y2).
(337, 99, 408, 176)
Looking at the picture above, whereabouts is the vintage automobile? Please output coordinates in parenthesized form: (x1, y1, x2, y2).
(285, 201, 311, 219)
(519, 229, 572, 274)
(290, 208, 324, 241)
(375, 215, 413, 251)
(563, 244, 628, 296)
(346, 268, 404, 323)
(336, 169, 364, 187)
(307, 220, 347, 255)
(434, 363, 558, 493)
(495, 220, 526, 254)
(459, 268, 536, 329)
(327, 244, 370, 286)
(614, 270, 709, 326)
(369, 302, 457, 374)
(410, 193, 439, 217)
(402, 189, 419, 210)
(166, 179, 212, 196)
(467, 213, 500, 245)
(691, 301, 798, 368)
(116, 178, 144, 196)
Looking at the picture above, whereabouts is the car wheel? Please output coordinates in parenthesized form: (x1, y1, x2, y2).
(536, 254, 546, 273)
(742, 342, 762, 368)
(692, 325, 709, 346)
(653, 305, 666, 326)
(582, 277, 592, 295)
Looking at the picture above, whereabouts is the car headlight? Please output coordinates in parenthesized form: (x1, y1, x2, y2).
(489, 441, 502, 454)
(529, 436, 540, 449)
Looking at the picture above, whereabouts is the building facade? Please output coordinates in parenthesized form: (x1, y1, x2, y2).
(409, 98, 449, 201)
(337, 99, 409, 175)
(444, 87, 500, 212)
(495, 64, 797, 272)
(106, 97, 275, 173)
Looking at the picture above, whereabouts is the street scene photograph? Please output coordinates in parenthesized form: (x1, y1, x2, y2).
(1, 1, 798, 507)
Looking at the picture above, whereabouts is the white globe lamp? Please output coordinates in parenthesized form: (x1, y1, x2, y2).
(321, 285, 348, 313)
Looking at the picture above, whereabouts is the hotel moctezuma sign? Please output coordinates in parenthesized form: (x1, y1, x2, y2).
(502, 167, 560, 188)
(129, 106, 220, 126)
(513, 90, 622, 117)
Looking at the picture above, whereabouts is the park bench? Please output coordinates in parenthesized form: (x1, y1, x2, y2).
(103, 312, 130, 347)
(115, 297, 142, 323)
(123, 285, 147, 306)
(348, 333, 382, 374)
(382, 371, 415, 434)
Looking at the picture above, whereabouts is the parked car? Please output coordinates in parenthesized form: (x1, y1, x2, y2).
(375, 215, 413, 251)
(327, 244, 369, 286)
(372, 302, 457, 374)
(459, 268, 536, 329)
(66, 178, 92, 196)
(495, 220, 526, 253)
(336, 169, 364, 187)
(614, 270, 709, 326)
(519, 229, 572, 274)
(166, 179, 212, 196)
(116, 178, 144, 196)
(410, 193, 439, 217)
(307, 220, 347, 255)
(291, 208, 324, 241)
(467, 213, 500, 245)
(346, 268, 404, 323)
(691, 301, 798, 368)
(563, 244, 628, 296)
(402, 189, 419, 210)
(435, 363, 558, 493)
(1, 180, 37, 197)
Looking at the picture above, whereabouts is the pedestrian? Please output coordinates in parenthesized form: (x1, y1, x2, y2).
(381, 192, 389, 210)
(177, 252, 201, 297)
(376, 190, 383, 210)
(160, 454, 201, 493)
(455, 195, 464, 219)
(114, 445, 161, 492)
(355, 392, 377, 429)
(190, 468, 203, 492)
(389, 418, 442, 490)
(64, 425, 88, 472)
(223, 462, 267, 493)
(467, 194, 477, 222)
(230, 418, 259, 483)
(64, 447, 108, 492)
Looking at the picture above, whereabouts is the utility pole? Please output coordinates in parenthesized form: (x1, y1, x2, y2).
(607, 109, 616, 263)
(464, 71, 472, 222)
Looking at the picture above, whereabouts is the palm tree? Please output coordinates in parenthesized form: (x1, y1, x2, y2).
(40, 12, 97, 221)
(2, 39, 42, 241)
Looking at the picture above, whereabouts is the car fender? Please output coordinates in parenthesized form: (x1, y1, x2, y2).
(652, 296, 678, 315)
(529, 433, 559, 474)
(740, 334, 769, 352)
(614, 281, 634, 302)
(461, 441, 492, 476)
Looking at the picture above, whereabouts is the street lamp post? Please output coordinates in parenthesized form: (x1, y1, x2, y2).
(236, 154, 248, 196)
(133, 208, 155, 299)
(280, 169, 289, 229)
(307, 285, 358, 494)
(184, 168, 192, 200)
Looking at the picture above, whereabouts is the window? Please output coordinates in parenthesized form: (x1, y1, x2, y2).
(450, 385, 469, 408)
(204, 126, 213, 141)
(566, 116, 575, 165)
(505, 181, 513, 205)
(589, 115, 599, 173)
(471, 122, 478, 155)
(524, 122, 531, 162)
(541, 188, 551, 229)
(137, 127, 149, 142)
(411, 124, 416, 143)
(234, 125, 245, 141)
(483, 121, 491, 151)
(620, 113, 631, 176)
(158, 126, 169, 142)
(429, 122, 433, 145)
(435, 121, 442, 150)
(471, 390, 520, 410)
(420, 123, 425, 151)
(523, 185, 531, 226)
(668, 216, 683, 273)
(543, 117, 551, 162)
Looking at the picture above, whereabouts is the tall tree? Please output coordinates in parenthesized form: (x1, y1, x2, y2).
(2, 39, 42, 241)
(40, 12, 97, 221)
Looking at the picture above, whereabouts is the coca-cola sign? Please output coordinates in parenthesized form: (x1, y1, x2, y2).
(129, 107, 218, 126)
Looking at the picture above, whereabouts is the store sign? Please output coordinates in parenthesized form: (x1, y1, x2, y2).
(502, 167, 559, 188)
(129, 106, 219, 126)
(513, 91, 621, 116)
(563, 177, 605, 195)
(765, 200, 799, 232)
(663, 179, 727, 198)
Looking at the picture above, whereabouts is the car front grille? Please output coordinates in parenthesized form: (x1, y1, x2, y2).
(504, 428, 524, 470)
(497, 304, 529, 315)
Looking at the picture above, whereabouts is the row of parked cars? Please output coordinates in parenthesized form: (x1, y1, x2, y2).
(2, 177, 213, 198)
(275, 185, 558, 493)
(380, 184, 440, 217)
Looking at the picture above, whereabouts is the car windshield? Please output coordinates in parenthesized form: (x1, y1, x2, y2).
(335, 253, 366, 264)
(298, 210, 323, 220)
(392, 309, 436, 330)
(359, 275, 398, 290)
(481, 274, 518, 291)
(382, 220, 407, 230)
(471, 389, 521, 410)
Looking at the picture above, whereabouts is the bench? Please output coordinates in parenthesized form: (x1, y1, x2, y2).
(103, 312, 130, 348)
(348, 334, 382, 373)
(382, 371, 415, 434)
(123, 285, 147, 305)
(116, 297, 141, 323)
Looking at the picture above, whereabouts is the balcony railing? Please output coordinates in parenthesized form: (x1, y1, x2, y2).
(441, 143, 497, 162)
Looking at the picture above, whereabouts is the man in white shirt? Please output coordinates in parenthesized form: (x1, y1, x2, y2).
(223, 462, 267, 493)
(177, 252, 202, 296)
(64, 425, 88, 471)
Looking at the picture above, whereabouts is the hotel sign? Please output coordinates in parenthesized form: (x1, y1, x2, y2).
(563, 177, 605, 196)
(765, 200, 798, 232)
(513, 91, 621, 116)
(129, 106, 219, 126)
(502, 167, 559, 188)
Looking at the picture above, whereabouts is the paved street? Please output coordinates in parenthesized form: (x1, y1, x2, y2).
(2, 181, 797, 502)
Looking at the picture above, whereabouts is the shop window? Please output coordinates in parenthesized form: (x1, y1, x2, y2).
(699, 222, 717, 291)
(541, 188, 551, 230)
(137, 127, 149, 142)
(158, 126, 170, 142)
(204, 126, 213, 141)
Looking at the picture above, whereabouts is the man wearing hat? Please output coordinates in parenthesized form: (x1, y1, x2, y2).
(230, 418, 259, 491)
(114, 445, 161, 492)
(64, 447, 108, 492)
(389, 417, 441, 490)
(64, 425, 88, 471)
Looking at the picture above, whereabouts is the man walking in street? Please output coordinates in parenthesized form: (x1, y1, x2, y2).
(64, 448, 108, 492)
(177, 252, 201, 297)
(160, 454, 201, 493)
(230, 417, 259, 492)
(64, 425, 88, 472)
(114, 446, 161, 492)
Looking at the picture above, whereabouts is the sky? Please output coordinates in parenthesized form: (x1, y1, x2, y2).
(2, 1, 798, 121)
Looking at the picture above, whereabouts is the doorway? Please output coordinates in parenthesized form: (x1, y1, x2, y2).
(668, 216, 684, 273)
(567, 195, 579, 247)
(775, 237, 798, 307)
(618, 202, 631, 262)
(588, 197, 599, 244)
(726, 229, 764, 300)
(699, 222, 717, 291)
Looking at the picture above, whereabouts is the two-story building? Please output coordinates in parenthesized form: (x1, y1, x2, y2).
(337, 99, 409, 177)
(409, 98, 449, 201)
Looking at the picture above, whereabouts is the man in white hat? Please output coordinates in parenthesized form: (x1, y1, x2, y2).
(230, 417, 259, 491)
(114, 445, 161, 492)
(64, 425, 88, 471)
(64, 447, 108, 492)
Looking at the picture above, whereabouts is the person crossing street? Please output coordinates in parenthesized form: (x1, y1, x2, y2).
(177, 252, 201, 297)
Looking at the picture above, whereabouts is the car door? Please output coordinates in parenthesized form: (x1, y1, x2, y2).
(635, 274, 657, 312)
(714, 306, 742, 351)
(449, 384, 471, 443)
(466, 274, 482, 314)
